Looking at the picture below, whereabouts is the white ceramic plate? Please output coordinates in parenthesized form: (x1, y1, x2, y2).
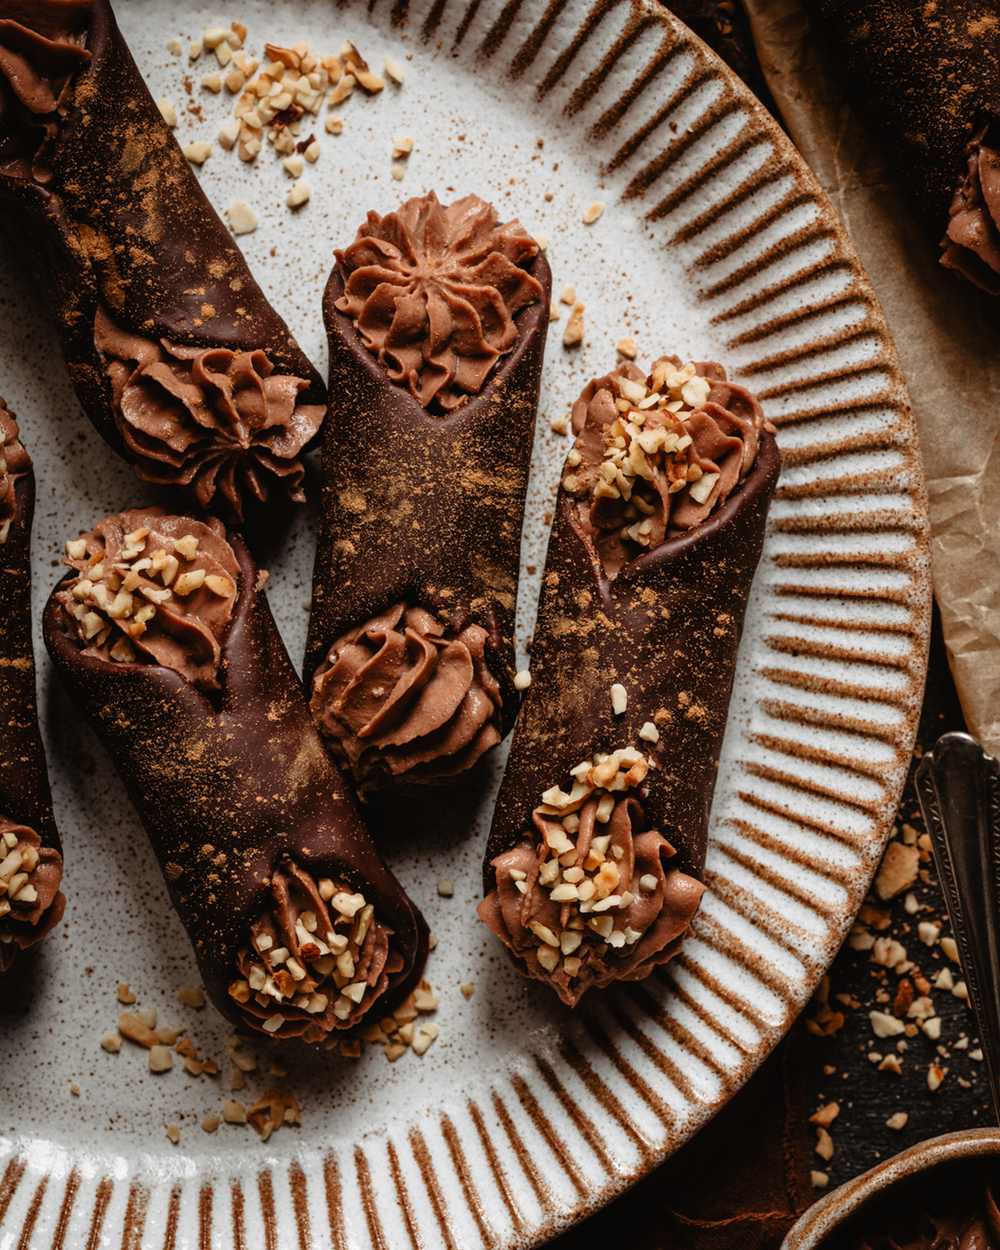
(0, 0, 930, 1246)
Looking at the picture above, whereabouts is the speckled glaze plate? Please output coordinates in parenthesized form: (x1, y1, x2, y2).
(0, 0, 930, 1246)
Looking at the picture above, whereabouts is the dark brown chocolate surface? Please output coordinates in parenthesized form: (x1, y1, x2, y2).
(0, 0, 325, 502)
(43, 529, 428, 1034)
(305, 249, 552, 747)
(485, 428, 780, 891)
(0, 450, 64, 970)
(802, 0, 1000, 281)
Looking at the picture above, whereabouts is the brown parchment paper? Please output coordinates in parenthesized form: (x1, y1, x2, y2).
(741, 0, 1000, 757)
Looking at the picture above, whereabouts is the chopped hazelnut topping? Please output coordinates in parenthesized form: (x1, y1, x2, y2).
(513, 670, 531, 691)
(438, 879, 455, 897)
(582, 201, 605, 224)
(178, 985, 206, 1008)
(166, 1123, 180, 1144)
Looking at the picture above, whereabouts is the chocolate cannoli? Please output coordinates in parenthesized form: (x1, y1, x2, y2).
(479, 357, 779, 1005)
(0, 397, 63, 970)
(0, 0, 326, 518)
(304, 191, 552, 795)
(801, 0, 1000, 293)
(43, 507, 428, 1042)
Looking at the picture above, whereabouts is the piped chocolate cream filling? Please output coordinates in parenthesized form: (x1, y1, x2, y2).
(55, 507, 240, 691)
(231, 863, 402, 1042)
(0, 0, 92, 181)
(46, 510, 426, 1040)
(941, 126, 1000, 295)
(310, 603, 502, 795)
(566, 356, 769, 578)
(479, 747, 706, 1007)
(0, 820, 64, 970)
(334, 190, 543, 412)
(0, 397, 29, 539)
(94, 310, 324, 517)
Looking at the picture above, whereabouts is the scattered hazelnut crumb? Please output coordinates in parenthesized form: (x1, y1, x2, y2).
(223, 1101, 248, 1124)
(117, 983, 136, 1004)
(560, 282, 577, 305)
(934, 967, 954, 991)
(878, 1054, 903, 1075)
(617, 336, 637, 359)
(550, 415, 568, 434)
(304, 141, 321, 163)
(438, 879, 454, 897)
(610, 683, 627, 715)
(390, 163, 405, 180)
(875, 842, 919, 900)
(886, 1112, 908, 1130)
(460, 982, 475, 1000)
(808, 1102, 839, 1127)
(904, 892, 919, 914)
(202, 1114, 220, 1133)
(953, 980, 969, 1000)
(149, 1045, 174, 1073)
(639, 722, 660, 744)
(927, 1064, 945, 1091)
(918, 920, 941, 946)
(183, 142, 212, 165)
(923, 1017, 942, 1041)
(868, 1051, 883, 1064)
(392, 134, 414, 158)
(156, 98, 178, 128)
(325, 116, 344, 135)
(513, 670, 531, 691)
(283, 155, 305, 177)
(811, 1171, 829, 1189)
(190, 41, 202, 59)
(178, 985, 205, 1009)
(563, 301, 584, 346)
(287, 179, 311, 207)
(166, 1123, 180, 1144)
(202, 72, 222, 93)
(823, 1065, 836, 1076)
(428, 934, 438, 950)
(167, 38, 183, 55)
(227, 201, 258, 235)
(814, 1127, 833, 1162)
(582, 201, 605, 224)
(101, 1032, 122, 1053)
(137, 1007, 157, 1030)
(549, 301, 561, 321)
(533, 232, 548, 251)
(869, 1010, 905, 1039)
(230, 1069, 246, 1091)
(971, 1048, 984, 1062)
(70, 1082, 80, 1096)
(384, 57, 405, 84)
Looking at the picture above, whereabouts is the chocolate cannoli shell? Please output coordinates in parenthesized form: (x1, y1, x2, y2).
(43, 534, 427, 1028)
(0, 0, 325, 462)
(0, 469, 57, 844)
(801, 0, 1000, 240)
(304, 252, 552, 736)
(485, 430, 780, 890)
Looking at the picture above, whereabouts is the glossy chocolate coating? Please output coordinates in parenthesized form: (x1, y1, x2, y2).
(0, 469, 60, 858)
(304, 251, 552, 740)
(43, 533, 428, 1032)
(0, 0, 325, 459)
(484, 430, 780, 891)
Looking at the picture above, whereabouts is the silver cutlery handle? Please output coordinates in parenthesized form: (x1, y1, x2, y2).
(916, 732, 1000, 1127)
